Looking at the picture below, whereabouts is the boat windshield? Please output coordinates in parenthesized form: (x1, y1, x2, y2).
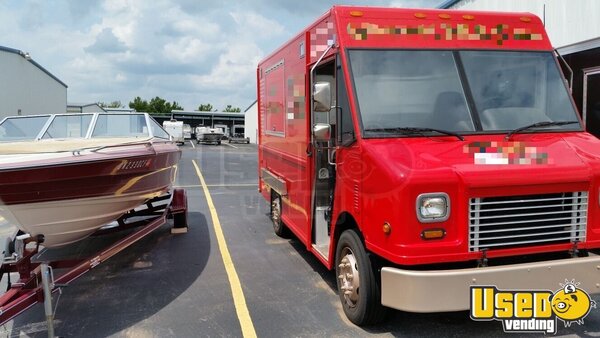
(92, 114, 149, 138)
(348, 50, 581, 138)
(42, 114, 93, 139)
(0, 115, 50, 142)
(0, 113, 170, 142)
(149, 118, 171, 139)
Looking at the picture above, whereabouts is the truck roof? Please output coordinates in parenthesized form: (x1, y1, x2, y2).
(259, 5, 551, 67)
(336, 6, 550, 50)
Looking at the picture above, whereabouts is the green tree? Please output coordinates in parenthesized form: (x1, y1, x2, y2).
(129, 96, 149, 112)
(169, 101, 184, 111)
(223, 105, 241, 112)
(198, 103, 214, 111)
(148, 96, 168, 114)
(98, 101, 123, 108)
(129, 97, 183, 115)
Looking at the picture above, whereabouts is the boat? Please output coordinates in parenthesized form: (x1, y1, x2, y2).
(0, 113, 181, 247)
(195, 126, 224, 145)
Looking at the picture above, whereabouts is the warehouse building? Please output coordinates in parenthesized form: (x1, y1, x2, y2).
(244, 100, 258, 144)
(153, 110, 246, 139)
(439, 0, 600, 137)
(0, 46, 67, 120)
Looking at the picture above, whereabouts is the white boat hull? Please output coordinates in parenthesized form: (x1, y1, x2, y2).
(0, 191, 164, 247)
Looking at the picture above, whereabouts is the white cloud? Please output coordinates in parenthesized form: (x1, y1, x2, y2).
(85, 28, 128, 54)
(170, 17, 221, 37)
(0, 0, 445, 111)
(229, 11, 286, 40)
(194, 41, 263, 88)
(389, 0, 441, 8)
(163, 38, 215, 64)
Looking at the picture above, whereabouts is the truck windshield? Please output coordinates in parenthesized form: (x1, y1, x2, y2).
(348, 50, 581, 138)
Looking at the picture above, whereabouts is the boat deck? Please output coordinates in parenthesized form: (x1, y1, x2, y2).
(1, 143, 599, 337)
(0, 137, 153, 154)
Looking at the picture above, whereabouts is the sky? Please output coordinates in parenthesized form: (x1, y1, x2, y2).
(0, 0, 441, 112)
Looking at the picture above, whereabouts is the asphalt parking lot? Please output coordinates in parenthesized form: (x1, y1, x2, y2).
(2, 141, 599, 337)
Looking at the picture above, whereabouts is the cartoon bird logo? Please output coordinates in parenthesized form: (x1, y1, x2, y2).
(551, 280, 596, 327)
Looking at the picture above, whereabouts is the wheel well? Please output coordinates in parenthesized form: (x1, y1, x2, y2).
(333, 212, 361, 245)
(333, 212, 389, 271)
(270, 189, 280, 202)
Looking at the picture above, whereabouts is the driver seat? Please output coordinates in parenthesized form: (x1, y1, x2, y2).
(430, 91, 471, 131)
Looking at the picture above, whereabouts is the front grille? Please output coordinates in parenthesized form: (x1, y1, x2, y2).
(469, 192, 587, 252)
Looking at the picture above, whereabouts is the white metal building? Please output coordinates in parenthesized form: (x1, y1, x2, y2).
(244, 100, 258, 144)
(438, 0, 600, 137)
(67, 103, 106, 114)
(0, 46, 67, 120)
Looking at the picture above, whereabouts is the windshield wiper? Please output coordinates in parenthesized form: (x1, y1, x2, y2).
(365, 127, 464, 141)
(504, 121, 580, 140)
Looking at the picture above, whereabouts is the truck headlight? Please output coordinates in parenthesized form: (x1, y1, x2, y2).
(416, 193, 450, 223)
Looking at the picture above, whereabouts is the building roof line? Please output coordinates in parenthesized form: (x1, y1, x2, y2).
(0, 45, 68, 88)
(68, 103, 102, 108)
(244, 100, 257, 112)
(171, 110, 246, 117)
(557, 36, 600, 55)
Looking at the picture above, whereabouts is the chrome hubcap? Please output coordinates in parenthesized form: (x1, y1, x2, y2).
(338, 247, 360, 308)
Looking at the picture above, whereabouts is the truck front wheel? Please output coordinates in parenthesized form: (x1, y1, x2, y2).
(335, 230, 387, 326)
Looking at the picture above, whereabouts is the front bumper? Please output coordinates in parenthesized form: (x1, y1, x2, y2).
(381, 254, 600, 313)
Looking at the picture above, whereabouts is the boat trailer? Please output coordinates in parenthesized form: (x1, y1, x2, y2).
(0, 188, 188, 336)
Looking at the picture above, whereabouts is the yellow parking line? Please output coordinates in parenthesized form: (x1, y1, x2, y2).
(192, 160, 257, 338)
(174, 183, 258, 189)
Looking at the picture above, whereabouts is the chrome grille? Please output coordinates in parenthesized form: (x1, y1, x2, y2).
(469, 192, 587, 252)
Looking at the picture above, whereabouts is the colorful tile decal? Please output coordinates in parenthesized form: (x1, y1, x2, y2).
(286, 75, 305, 120)
(311, 21, 336, 59)
(464, 141, 550, 165)
(347, 22, 543, 45)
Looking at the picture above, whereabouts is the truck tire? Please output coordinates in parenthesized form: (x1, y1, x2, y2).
(217, 141, 221, 145)
(335, 230, 388, 326)
(270, 193, 288, 237)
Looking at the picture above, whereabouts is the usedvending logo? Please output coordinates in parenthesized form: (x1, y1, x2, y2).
(470, 280, 596, 334)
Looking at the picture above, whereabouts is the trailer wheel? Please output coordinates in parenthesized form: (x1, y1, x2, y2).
(335, 230, 387, 326)
(270, 193, 288, 237)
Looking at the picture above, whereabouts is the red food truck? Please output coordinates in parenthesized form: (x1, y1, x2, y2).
(257, 6, 600, 325)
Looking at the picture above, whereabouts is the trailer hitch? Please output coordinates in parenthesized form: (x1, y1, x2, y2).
(569, 240, 580, 258)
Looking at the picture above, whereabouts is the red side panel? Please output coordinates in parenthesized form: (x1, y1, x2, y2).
(258, 12, 337, 244)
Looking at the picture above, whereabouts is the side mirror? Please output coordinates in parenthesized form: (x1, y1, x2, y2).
(313, 123, 331, 141)
(313, 82, 331, 112)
